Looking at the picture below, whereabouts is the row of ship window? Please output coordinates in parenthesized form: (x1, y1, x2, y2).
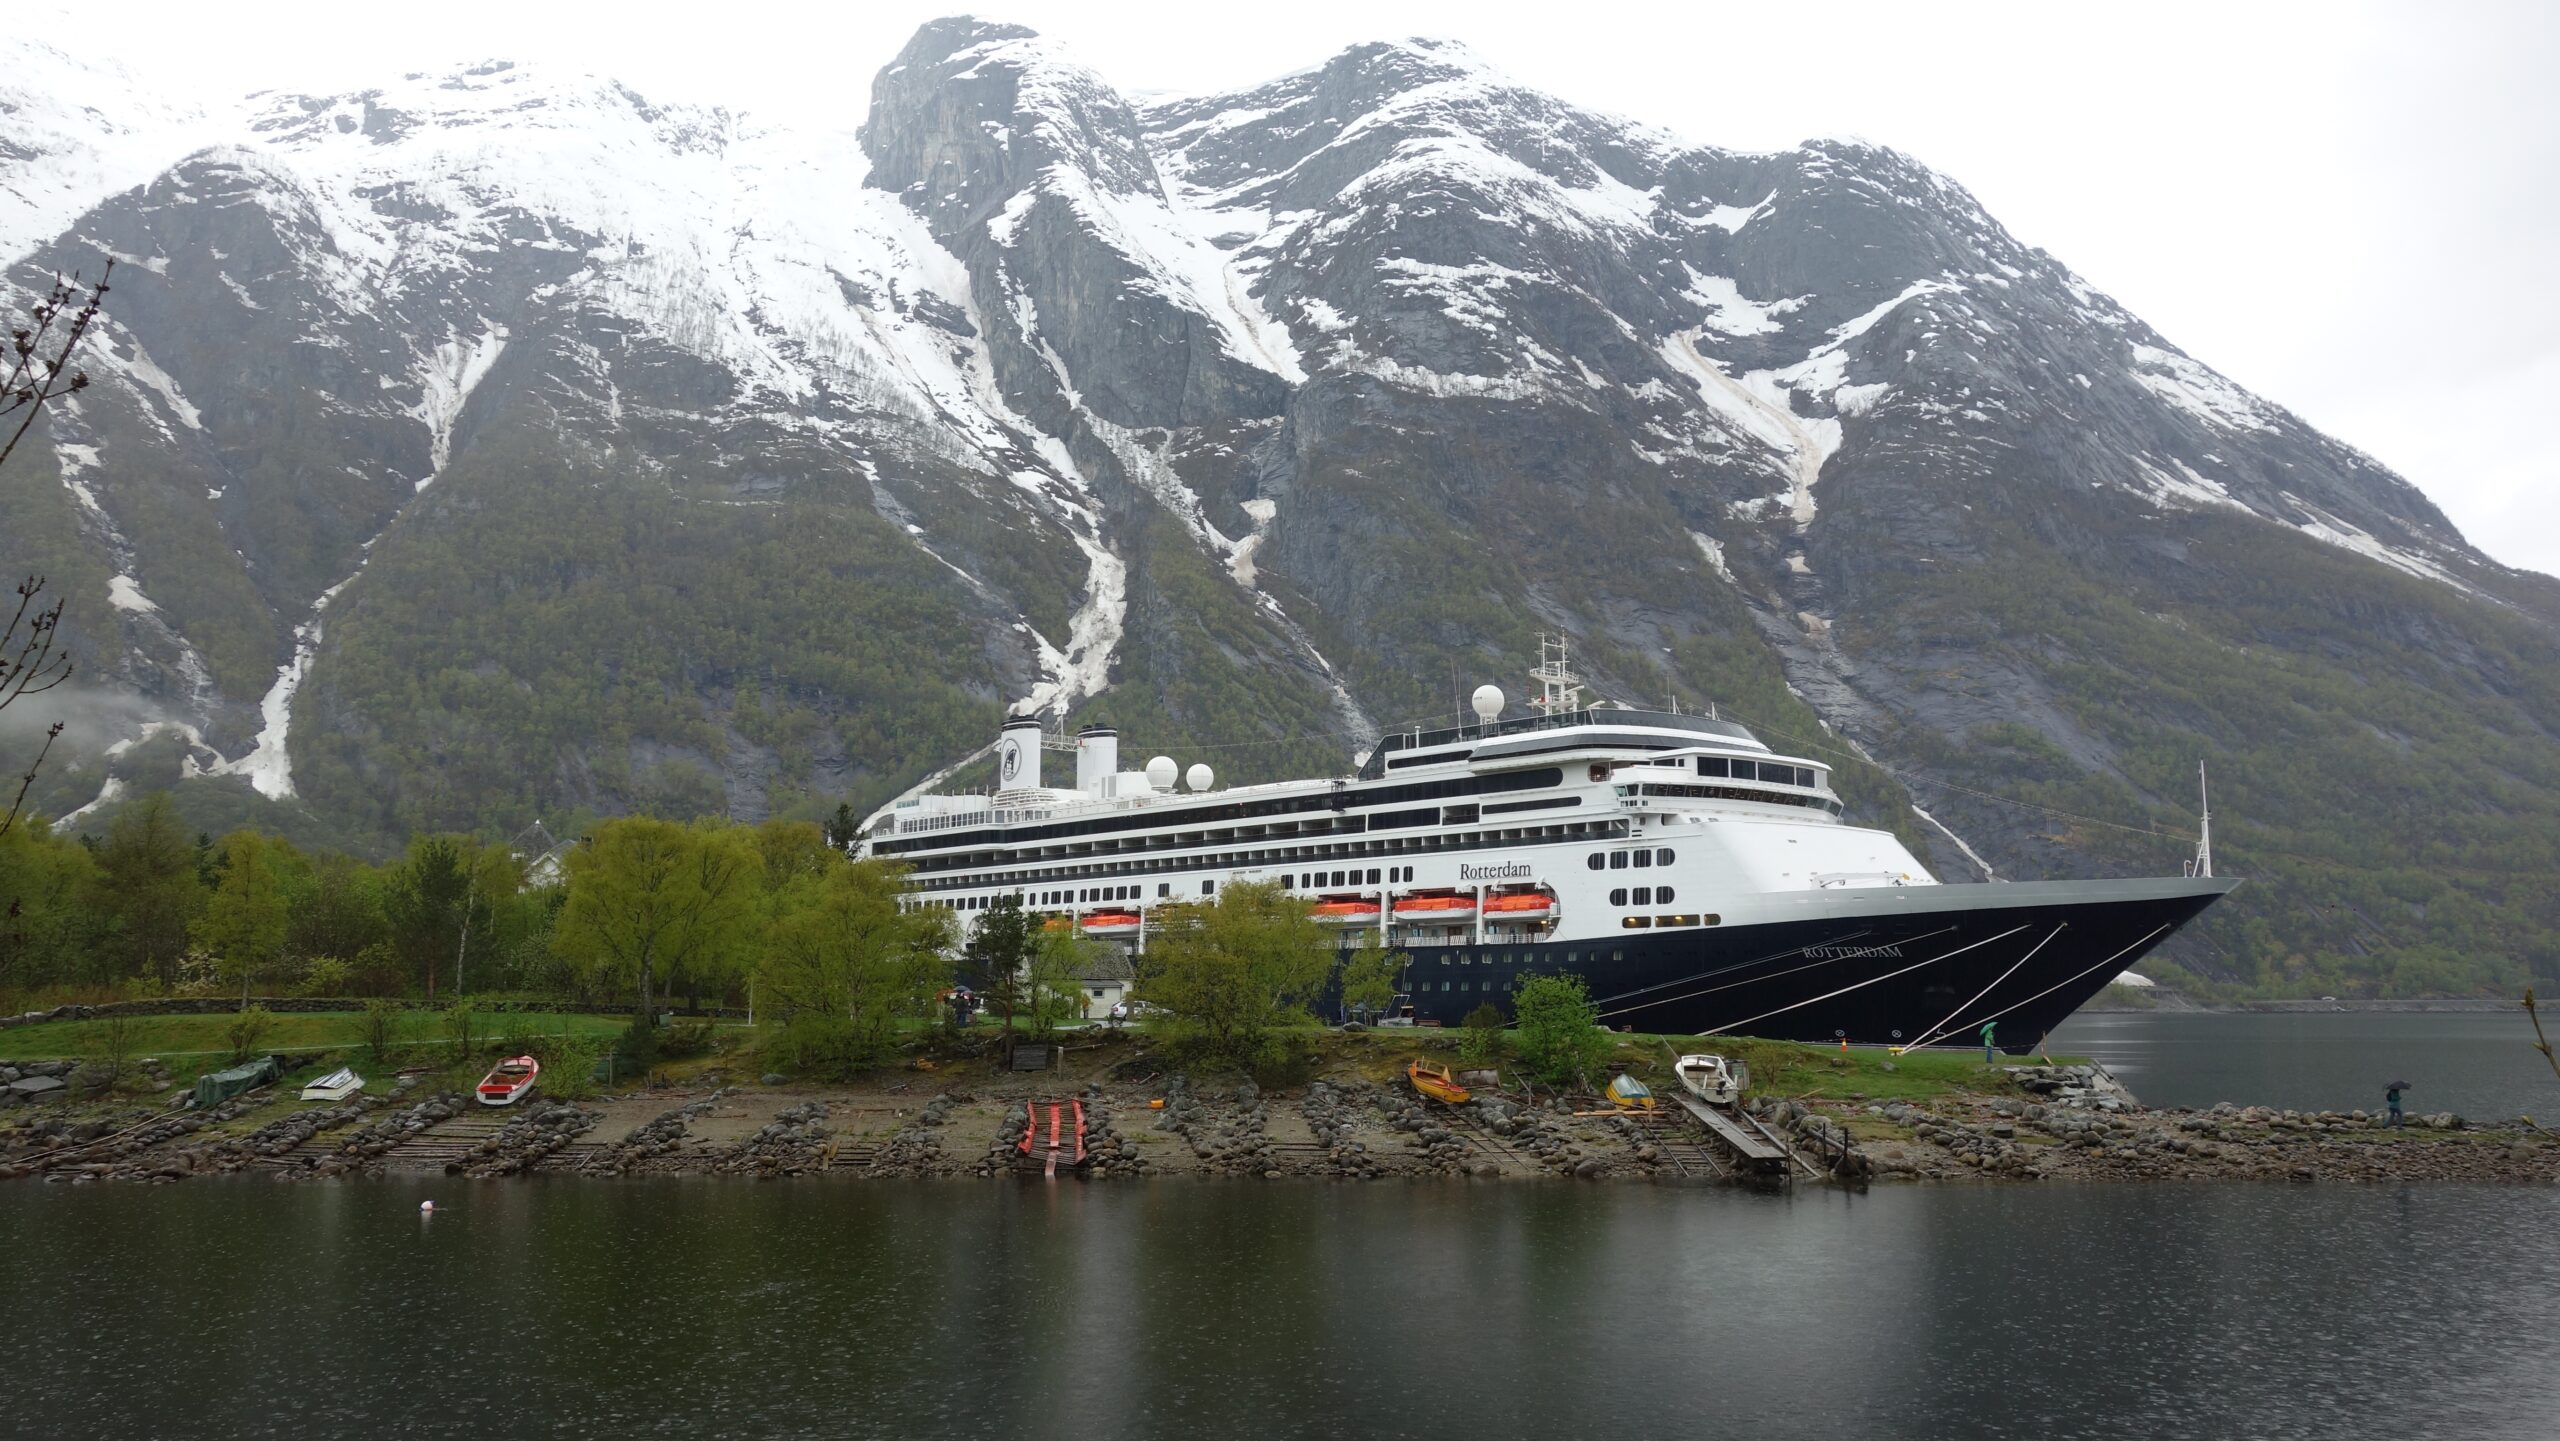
(918, 879, 1216, 913)
(908, 819, 1621, 881)
(1588, 848, 1676, 870)
(1609, 886, 1674, 906)
(1700, 757, 1817, 786)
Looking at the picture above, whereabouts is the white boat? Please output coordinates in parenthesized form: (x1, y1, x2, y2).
(300, 1066, 365, 1103)
(476, 1055, 540, 1107)
(1675, 1054, 1749, 1107)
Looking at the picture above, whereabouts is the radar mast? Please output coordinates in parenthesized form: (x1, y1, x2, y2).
(1529, 633, 1586, 715)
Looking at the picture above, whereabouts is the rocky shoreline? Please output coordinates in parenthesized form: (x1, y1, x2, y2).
(4, 1058, 2551, 1188)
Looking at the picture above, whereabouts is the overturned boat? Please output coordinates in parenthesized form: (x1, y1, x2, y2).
(300, 1066, 365, 1103)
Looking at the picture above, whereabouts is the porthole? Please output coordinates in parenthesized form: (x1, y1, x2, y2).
(1632, 850, 1652, 869)
(1658, 886, 1675, 904)
(1587, 854, 1605, 871)
(1656, 848, 1674, 866)
(1633, 887, 1652, 906)
(1609, 852, 1629, 871)
(1609, 888, 1627, 906)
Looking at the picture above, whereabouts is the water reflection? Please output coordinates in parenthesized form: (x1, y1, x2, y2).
(4, 1180, 2554, 1439)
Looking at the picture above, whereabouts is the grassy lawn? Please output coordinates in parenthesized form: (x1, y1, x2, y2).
(0, 1010, 635, 1075)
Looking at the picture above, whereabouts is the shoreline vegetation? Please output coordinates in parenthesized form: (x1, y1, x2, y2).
(4, 1015, 2551, 1188)
(4, 813, 2550, 1188)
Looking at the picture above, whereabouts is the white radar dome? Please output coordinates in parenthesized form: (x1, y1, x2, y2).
(1145, 755, 1179, 790)
(1471, 684, 1505, 722)
(1185, 762, 1215, 792)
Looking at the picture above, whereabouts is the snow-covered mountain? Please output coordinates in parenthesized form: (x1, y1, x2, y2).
(6, 18, 2556, 988)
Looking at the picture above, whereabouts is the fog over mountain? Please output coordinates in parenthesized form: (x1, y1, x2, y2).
(4, 18, 2555, 993)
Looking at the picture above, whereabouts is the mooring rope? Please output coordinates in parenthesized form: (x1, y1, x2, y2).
(1903, 922, 2068, 1052)
(1691, 924, 2031, 1039)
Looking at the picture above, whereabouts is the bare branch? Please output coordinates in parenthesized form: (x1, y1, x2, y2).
(0, 260, 112, 472)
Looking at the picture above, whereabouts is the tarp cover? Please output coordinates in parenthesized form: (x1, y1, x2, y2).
(194, 1055, 281, 1108)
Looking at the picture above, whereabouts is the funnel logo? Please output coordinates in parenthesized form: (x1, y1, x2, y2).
(1001, 741, 1021, 784)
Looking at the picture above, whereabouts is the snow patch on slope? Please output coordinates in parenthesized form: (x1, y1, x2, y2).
(2128, 344, 2276, 434)
(409, 320, 508, 485)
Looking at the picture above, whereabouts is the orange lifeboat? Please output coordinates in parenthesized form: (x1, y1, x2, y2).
(1392, 894, 1477, 925)
(1484, 891, 1556, 923)
(1310, 899, 1384, 926)
(1081, 910, 1142, 937)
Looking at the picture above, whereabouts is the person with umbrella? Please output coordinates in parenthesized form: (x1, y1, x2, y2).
(2384, 1079, 2410, 1128)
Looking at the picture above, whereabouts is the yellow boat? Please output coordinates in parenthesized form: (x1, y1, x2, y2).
(1605, 1073, 1658, 1111)
(1408, 1060, 1471, 1105)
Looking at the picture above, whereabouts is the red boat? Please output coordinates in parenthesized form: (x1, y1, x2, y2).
(1016, 1098, 1089, 1178)
(476, 1055, 540, 1107)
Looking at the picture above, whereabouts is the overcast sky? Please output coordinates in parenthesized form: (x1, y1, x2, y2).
(43, 0, 2560, 575)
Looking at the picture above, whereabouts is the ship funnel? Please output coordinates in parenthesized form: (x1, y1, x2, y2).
(998, 715, 1043, 792)
(1076, 725, 1119, 794)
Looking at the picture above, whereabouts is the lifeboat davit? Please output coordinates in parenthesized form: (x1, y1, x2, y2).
(1392, 894, 1477, 925)
(1311, 899, 1384, 926)
(1081, 910, 1142, 937)
(1483, 891, 1556, 922)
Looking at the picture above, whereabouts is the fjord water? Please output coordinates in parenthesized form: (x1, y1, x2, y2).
(2049, 1009, 2553, 1119)
(6, 1180, 2554, 1439)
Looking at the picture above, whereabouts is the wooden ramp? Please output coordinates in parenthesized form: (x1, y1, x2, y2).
(1672, 1094, 1788, 1173)
(376, 1113, 512, 1173)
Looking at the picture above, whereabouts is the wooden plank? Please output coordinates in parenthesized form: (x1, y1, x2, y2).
(1673, 1093, 1781, 1162)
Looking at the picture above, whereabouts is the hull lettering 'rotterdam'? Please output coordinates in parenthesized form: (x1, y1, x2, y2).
(862, 646, 2234, 1053)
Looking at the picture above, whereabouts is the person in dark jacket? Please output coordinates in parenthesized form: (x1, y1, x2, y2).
(2386, 1083, 2406, 1127)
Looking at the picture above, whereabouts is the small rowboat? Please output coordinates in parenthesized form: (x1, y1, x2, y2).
(1392, 894, 1477, 924)
(1605, 1073, 1658, 1111)
(476, 1055, 540, 1107)
(1081, 910, 1141, 937)
(1674, 1053, 1749, 1107)
(1311, 899, 1384, 925)
(1408, 1060, 1471, 1105)
(300, 1066, 364, 1103)
(1484, 892, 1556, 922)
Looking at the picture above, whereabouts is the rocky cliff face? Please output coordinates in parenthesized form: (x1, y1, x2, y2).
(5, 21, 2555, 990)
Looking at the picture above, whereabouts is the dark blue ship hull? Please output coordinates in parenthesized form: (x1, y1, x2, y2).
(1387, 876, 2233, 1052)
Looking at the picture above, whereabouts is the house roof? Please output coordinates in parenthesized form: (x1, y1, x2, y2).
(1071, 951, 1136, 982)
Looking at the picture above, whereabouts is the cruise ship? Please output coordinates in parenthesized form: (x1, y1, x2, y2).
(861, 643, 2235, 1052)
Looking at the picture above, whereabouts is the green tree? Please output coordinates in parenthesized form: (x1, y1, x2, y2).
(1134, 880, 1329, 1065)
(95, 792, 199, 988)
(1512, 974, 1612, 1089)
(959, 896, 1035, 1033)
(224, 1004, 274, 1064)
(286, 852, 387, 966)
(0, 822, 103, 996)
(554, 817, 760, 1020)
(1459, 1002, 1507, 1066)
(353, 997, 404, 1065)
(1337, 945, 1400, 1023)
(758, 859, 949, 1077)
(194, 830, 290, 1005)
(383, 835, 472, 999)
(1021, 924, 1093, 1043)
